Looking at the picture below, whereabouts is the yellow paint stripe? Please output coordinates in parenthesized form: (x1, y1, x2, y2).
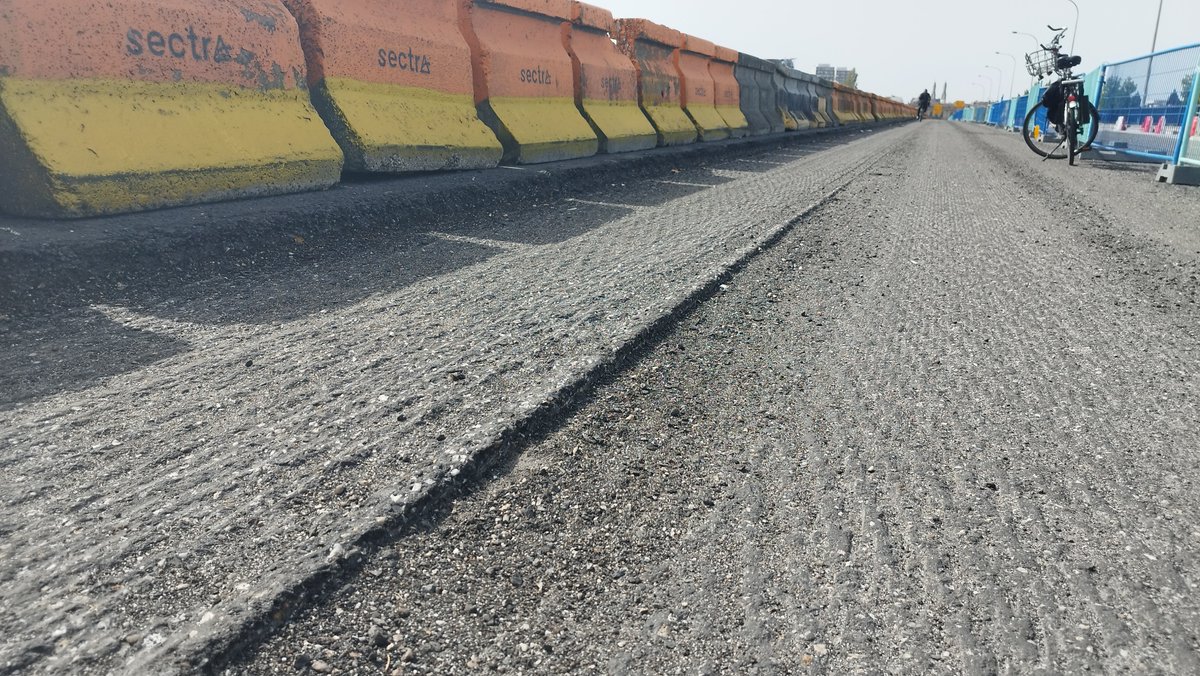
(487, 97, 599, 163)
(0, 77, 342, 217)
(320, 77, 502, 171)
(686, 104, 730, 140)
(580, 99, 657, 148)
(1, 78, 341, 175)
(643, 104, 698, 145)
(715, 105, 749, 132)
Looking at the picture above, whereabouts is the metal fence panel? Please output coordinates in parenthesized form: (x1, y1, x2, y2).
(1093, 44, 1200, 161)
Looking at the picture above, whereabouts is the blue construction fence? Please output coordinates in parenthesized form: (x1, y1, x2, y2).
(954, 43, 1200, 167)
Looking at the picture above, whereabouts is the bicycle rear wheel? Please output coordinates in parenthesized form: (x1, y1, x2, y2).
(1077, 101, 1100, 153)
(1022, 102, 1068, 160)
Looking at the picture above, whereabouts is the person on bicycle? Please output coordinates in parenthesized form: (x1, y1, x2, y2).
(917, 90, 931, 119)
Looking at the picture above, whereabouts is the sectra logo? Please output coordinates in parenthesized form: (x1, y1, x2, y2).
(126, 26, 237, 63)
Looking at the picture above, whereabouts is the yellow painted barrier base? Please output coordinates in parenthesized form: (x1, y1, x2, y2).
(315, 78, 502, 172)
(716, 105, 749, 138)
(787, 110, 812, 130)
(579, 99, 658, 154)
(0, 78, 343, 218)
(482, 97, 599, 165)
(643, 105, 698, 146)
(686, 105, 731, 142)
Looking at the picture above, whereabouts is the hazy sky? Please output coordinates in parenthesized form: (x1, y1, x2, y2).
(600, 0, 1200, 103)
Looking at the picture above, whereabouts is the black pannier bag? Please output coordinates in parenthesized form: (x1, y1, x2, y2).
(1042, 81, 1065, 126)
(1076, 94, 1091, 124)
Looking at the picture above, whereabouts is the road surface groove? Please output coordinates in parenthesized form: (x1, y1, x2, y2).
(0, 126, 907, 674)
(221, 122, 1198, 674)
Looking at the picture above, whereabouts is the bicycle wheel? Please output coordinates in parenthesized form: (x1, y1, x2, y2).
(1077, 101, 1100, 153)
(1067, 108, 1078, 166)
(1022, 102, 1068, 160)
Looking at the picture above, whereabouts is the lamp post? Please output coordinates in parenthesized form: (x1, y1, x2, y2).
(977, 74, 993, 101)
(1065, 0, 1079, 55)
(995, 52, 1017, 101)
(985, 65, 1004, 101)
(1012, 31, 1040, 49)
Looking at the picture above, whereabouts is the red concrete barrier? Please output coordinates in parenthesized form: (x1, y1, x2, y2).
(283, 0, 502, 172)
(614, 19, 697, 146)
(710, 46, 748, 138)
(460, 0, 598, 164)
(676, 35, 729, 141)
(0, 0, 343, 218)
(564, 2, 657, 153)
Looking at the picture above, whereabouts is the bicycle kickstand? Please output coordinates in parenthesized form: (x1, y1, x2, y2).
(1042, 137, 1068, 162)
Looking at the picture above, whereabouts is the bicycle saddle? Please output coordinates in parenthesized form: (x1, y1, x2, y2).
(1057, 54, 1082, 70)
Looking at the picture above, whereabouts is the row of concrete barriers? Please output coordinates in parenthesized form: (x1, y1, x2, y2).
(0, 0, 916, 219)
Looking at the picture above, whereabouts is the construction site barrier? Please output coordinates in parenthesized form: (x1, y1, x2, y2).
(0, 0, 343, 218)
(676, 36, 730, 141)
(564, 3, 657, 153)
(830, 83, 859, 125)
(711, 47, 749, 138)
(775, 65, 814, 130)
(460, 0, 598, 164)
(734, 54, 776, 135)
(615, 19, 697, 146)
(284, 0, 502, 172)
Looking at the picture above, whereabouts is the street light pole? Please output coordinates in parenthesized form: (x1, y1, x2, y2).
(995, 52, 1017, 101)
(977, 74, 994, 103)
(1065, 0, 1079, 55)
(1145, 0, 1164, 104)
(1012, 31, 1040, 49)
(985, 65, 1004, 101)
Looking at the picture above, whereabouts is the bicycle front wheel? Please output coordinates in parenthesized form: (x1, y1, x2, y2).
(1067, 109, 1078, 166)
(1022, 102, 1068, 160)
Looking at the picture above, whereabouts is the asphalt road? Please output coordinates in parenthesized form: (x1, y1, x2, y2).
(4, 121, 1199, 675)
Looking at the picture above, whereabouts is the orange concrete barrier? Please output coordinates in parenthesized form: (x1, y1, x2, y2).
(460, 0, 598, 164)
(831, 83, 858, 125)
(614, 19, 698, 146)
(564, 3, 657, 153)
(711, 47, 749, 138)
(0, 0, 343, 218)
(676, 36, 729, 141)
(283, 0, 501, 172)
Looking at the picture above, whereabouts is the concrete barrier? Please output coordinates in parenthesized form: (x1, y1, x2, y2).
(284, 0, 502, 173)
(736, 54, 784, 135)
(831, 83, 857, 125)
(0, 0, 343, 218)
(676, 36, 729, 141)
(614, 19, 697, 146)
(796, 71, 826, 127)
(564, 2, 657, 153)
(460, 0, 598, 164)
(711, 47, 749, 138)
(812, 76, 836, 127)
(774, 65, 811, 130)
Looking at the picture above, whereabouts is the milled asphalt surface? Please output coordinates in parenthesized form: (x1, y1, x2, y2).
(3, 121, 1199, 675)
(0, 125, 899, 675)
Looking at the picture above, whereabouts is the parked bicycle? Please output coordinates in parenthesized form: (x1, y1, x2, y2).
(1021, 26, 1100, 165)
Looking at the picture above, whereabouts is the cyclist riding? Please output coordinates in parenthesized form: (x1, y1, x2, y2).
(917, 89, 931, 120)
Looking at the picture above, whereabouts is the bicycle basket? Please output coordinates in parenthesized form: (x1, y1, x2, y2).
(1026, 49, 1055, 77)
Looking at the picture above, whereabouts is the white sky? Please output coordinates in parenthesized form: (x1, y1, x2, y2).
(600, 0, 1200, 103)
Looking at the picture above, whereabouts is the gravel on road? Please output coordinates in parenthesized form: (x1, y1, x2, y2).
(0, 126, 906, 674)
(222, 122, 1200, 675)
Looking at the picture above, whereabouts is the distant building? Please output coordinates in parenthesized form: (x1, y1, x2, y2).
(815, 64, 856, 85)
